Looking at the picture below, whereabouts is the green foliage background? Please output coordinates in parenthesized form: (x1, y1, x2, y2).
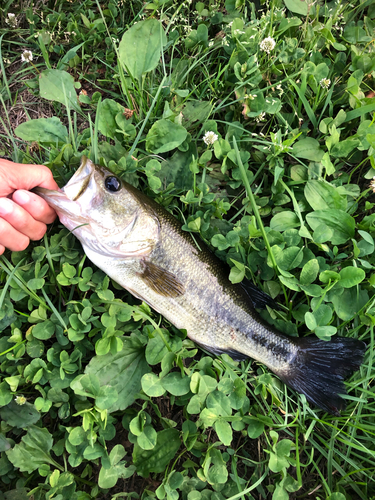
(0, 0, 375, 498)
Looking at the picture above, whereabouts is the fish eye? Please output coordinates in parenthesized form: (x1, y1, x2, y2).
(105, 176, 121, 192)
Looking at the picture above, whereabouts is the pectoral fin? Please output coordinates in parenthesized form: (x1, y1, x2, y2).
(140, 261, 184, 298)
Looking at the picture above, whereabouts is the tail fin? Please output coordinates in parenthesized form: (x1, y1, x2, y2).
(278, 337, 366, 415)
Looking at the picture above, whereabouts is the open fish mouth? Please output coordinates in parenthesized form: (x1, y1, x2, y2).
(33, 157, 95, 224)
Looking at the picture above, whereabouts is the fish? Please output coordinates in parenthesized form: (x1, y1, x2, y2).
(34, 156, 366, 415)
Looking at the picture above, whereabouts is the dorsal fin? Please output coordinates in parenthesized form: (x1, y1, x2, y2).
(240, 278, 280, 310)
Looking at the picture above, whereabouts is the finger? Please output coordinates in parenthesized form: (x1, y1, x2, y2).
(0, 198, 47, 241)
(0, 217, 30, 252)
(0, 244, 5, 255)
(0, 160, 59, 196)
(12, 190, 57, 224)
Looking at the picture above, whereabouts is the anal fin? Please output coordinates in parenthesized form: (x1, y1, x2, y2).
(197, 342, 249, 361)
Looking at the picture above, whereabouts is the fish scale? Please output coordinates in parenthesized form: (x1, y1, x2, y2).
(34, 156, 366, 415)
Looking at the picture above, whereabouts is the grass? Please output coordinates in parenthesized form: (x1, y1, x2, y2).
(0, 0, 375, 499)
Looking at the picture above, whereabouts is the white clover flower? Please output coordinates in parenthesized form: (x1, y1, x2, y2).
(203, 131, 219, 146)
(370, 177, 375, 193)
(320, 78, 331, 89)
(21, 50, 33, 62)
(260, 36, 276, 54)
(255, 112, 266, 123)
(5, 13, 17, 27)
(15, 395, 27, 405)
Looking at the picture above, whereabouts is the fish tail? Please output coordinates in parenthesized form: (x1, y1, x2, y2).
(277, 337, 366, 415)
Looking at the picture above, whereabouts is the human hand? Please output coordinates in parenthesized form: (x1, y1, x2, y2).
(0, 159, 59, 255)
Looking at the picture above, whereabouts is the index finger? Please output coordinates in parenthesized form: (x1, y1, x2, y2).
(0, 160, 59, 195)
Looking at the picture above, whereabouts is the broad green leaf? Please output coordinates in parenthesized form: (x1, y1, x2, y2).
(156, 144, 196, 190)
(205, 448, 228, 485)
(27, 278, 45, 290)
(77, 373, 100, 397)
(327, 493, 346, 500)
(343, 24, 372, 44)
(273, 246, 304, 271)
(269, 440, 292, 472)
(83, 443, 105, 460)
(133, 428, 181, 477)
(199, 408, 218, 427)
(229, 265, 245, 284)
(279, 276, 300, 291)
(69, 427, 87, 446)
(161, 372, 191, 396)
(137, 425, 157, 450)
(118, 19, 167, 81)
(190, 373, 217, 400)
(98, 99, 124, 139)
(96, 386, 118, 410)
(319, 270, 340, 283)
(228, 377, 247, 410)
(0, 298, 16, 331)
(299, 284, 323, 297)
(98, 444, 135, 488)
(141, 373, 166, 397)
(292, 138, 324, 161)
(6, 425, 54, 473)
(312, 304, 333, 326)
(315, 325, 337, 340)
(85, 337, 149, 412)
(146, 119, 188, 154)
(145, 333, 170, 365)
(211, 234, 229, 251)
(283, 0, 308, 15)
(0, 382, 13, 407)
(270, 211, 300, 231)
(182, 100, 212, 128)
(15, 117, 68, 144)
(300, 259, 319, 285)
(273, 483, 289, 500)
(39, 69, 80, 111)
(312, 224, 334, 244)
(306, 210, 355, 245)
(32, 320, 55, 340)
(214, 419, 232, 446)
(206, 390, 232, 417)
(331, 288, 369, 321)
(331, 138, 360, 158)
(304, 180, 347, 211)
(0, 434, 11, 452)
(0, 400, 40, 428)
(339, 267, 366, 288)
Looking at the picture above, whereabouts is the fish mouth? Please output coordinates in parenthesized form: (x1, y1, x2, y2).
(33, 156, 95, 223)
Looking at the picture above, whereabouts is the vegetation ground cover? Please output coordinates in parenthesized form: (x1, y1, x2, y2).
(0, 0, 375, 498)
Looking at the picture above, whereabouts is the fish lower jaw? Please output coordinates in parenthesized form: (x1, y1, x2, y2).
(58, 212, 88, 230)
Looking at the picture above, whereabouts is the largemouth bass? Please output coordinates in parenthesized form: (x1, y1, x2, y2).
(35, 157, 366, 415)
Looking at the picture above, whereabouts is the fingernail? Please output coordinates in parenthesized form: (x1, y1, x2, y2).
(0, 198, 14, 215)
(15, 190, 30, 205)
